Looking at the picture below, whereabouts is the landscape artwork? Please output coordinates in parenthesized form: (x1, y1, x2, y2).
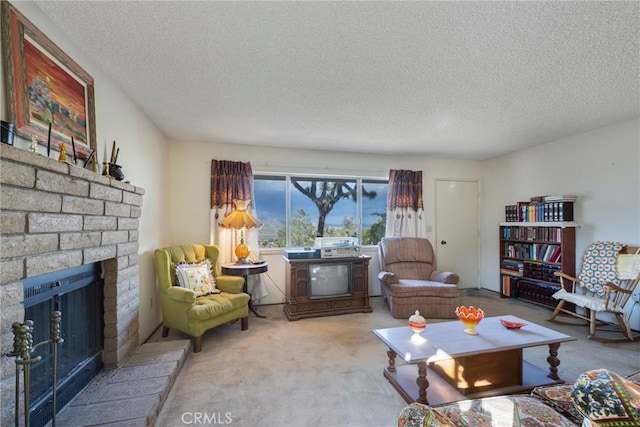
(24, 36, 89, 146)
(1, 2, 97, 169)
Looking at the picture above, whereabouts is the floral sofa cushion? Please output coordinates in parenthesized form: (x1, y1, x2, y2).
(572, 369, 640, 426)
(398, 395, 577, 427)
(398, 370, 640, 427)
(532, 370, 640, 425)
(531, 383, 583, 424)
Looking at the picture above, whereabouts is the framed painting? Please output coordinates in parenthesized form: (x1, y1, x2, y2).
(1, 2, 97, 170)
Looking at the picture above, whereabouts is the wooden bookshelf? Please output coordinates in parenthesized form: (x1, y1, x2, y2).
(499, 222, 578, 309)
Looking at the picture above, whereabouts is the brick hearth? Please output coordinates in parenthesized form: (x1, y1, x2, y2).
(0, 144, 144, 425)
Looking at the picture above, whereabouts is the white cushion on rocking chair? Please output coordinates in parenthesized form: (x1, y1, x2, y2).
(617, 254, 640, 280)
(552, 288, 625, 313)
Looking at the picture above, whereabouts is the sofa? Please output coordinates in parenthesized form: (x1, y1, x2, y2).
(398, 369, 640, 427)
(378, 237, 461, 319)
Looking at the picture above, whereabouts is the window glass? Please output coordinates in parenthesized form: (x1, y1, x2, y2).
(290, 177, 358, 246)
(254, 176, 286, 248)
(362, 180, 387, 245)
(254, 174, 387, 248)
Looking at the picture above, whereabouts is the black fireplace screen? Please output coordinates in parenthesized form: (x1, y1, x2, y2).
(22, 263, 104, 427)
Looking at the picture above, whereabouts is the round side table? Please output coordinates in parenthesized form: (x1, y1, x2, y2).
(221, 262, 268, 318)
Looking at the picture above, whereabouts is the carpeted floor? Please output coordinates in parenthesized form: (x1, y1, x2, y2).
(151, 289, 640, 427)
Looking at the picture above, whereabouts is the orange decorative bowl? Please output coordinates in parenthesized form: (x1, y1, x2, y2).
(500, 319, 528, 329)
(455, 306, 484, 335)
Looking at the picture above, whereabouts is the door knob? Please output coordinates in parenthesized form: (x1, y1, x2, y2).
(441, 240, 447, 245)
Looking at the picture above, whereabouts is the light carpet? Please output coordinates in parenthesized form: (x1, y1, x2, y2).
(152, 289, 640, 427)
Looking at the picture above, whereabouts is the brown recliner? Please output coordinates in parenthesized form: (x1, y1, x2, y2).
(378, 237, 461, 319)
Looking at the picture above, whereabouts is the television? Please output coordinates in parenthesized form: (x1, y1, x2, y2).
(309, 263, 351, 299)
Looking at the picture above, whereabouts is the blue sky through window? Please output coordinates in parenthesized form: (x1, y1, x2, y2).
(254, 177, 387, 228)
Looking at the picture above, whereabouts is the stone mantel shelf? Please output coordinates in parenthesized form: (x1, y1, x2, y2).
(0, 143, 143, 193)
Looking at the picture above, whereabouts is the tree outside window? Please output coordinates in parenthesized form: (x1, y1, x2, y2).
(254, 175, 387, 248)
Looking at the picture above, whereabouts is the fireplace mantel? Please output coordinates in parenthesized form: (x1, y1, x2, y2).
(0, 144, 145, 422)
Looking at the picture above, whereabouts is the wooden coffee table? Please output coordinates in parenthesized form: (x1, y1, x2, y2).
(372, 315, 576, 405)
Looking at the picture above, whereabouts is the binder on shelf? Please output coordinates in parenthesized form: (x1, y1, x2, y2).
(558, 202, 574, 221)
(543, 203, 550, 222)
(505, 204, 519, 222)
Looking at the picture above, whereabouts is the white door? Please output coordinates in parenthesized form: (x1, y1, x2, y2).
(435, 180, 479, 289)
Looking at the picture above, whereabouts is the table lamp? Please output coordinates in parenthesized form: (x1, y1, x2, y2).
(218, 199, 262, 264)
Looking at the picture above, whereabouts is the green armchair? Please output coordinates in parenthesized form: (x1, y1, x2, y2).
(153, 244, 250, 352)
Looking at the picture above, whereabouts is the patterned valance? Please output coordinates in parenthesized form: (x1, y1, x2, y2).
(210, 160, 253, 210)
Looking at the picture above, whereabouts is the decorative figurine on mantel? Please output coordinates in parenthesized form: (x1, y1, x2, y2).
(30, 134, 38, 153)
(106, 140, 125, 181)
(58, 142, 67, 163)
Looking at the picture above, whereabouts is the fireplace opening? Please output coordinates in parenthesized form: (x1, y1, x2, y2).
(22, 263, 104, 427)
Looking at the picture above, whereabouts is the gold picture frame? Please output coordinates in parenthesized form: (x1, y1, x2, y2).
(1, 2, 97, 170)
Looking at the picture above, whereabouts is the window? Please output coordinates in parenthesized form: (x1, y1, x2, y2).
(254, 174, 387, 248)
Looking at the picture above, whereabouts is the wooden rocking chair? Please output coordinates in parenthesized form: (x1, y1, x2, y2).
(549, 242, 640, 342)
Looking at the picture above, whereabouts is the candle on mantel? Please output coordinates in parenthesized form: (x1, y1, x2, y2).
(83, 149, 95, 168)
(71, 137, 77, 164)
(102, 141, 109, 176)
(47, 123, 52, 156)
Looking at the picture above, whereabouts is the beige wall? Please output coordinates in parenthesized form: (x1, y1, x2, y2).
(1, 2, 168, 342)
(480, 118, 640, 328)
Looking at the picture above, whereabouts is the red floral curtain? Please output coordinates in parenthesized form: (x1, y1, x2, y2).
(210, 159, 268, 299)
(210, 159, 254, 217)
(387, 169, 424, 211)
(386, 169, 426, 237)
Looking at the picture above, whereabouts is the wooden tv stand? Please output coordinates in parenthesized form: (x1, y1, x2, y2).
(283, 256, 371, 320)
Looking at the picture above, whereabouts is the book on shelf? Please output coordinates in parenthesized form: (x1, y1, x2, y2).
(517, 201, 529, 222)
(505, 204, 518, 222)
(503, 199, 574, 223)
(503, 241, 562, 263)
(501, 275, 519, 297)
(543, 244, 554, 261)
(498, 213, 575, 307)
(549, 245, 562, 263)
(502, 276, 511, 296)
(502, 225, 562, 243)
(500, 259, 524, 276)
(544, 195, 577, 202)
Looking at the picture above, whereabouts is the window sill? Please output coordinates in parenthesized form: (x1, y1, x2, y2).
(258, 245, 380, 256)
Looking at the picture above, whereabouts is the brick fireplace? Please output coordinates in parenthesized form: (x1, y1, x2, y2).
(0, 144, 144, 424)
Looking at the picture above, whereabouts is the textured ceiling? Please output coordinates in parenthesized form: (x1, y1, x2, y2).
(33, 1, 639, 160)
